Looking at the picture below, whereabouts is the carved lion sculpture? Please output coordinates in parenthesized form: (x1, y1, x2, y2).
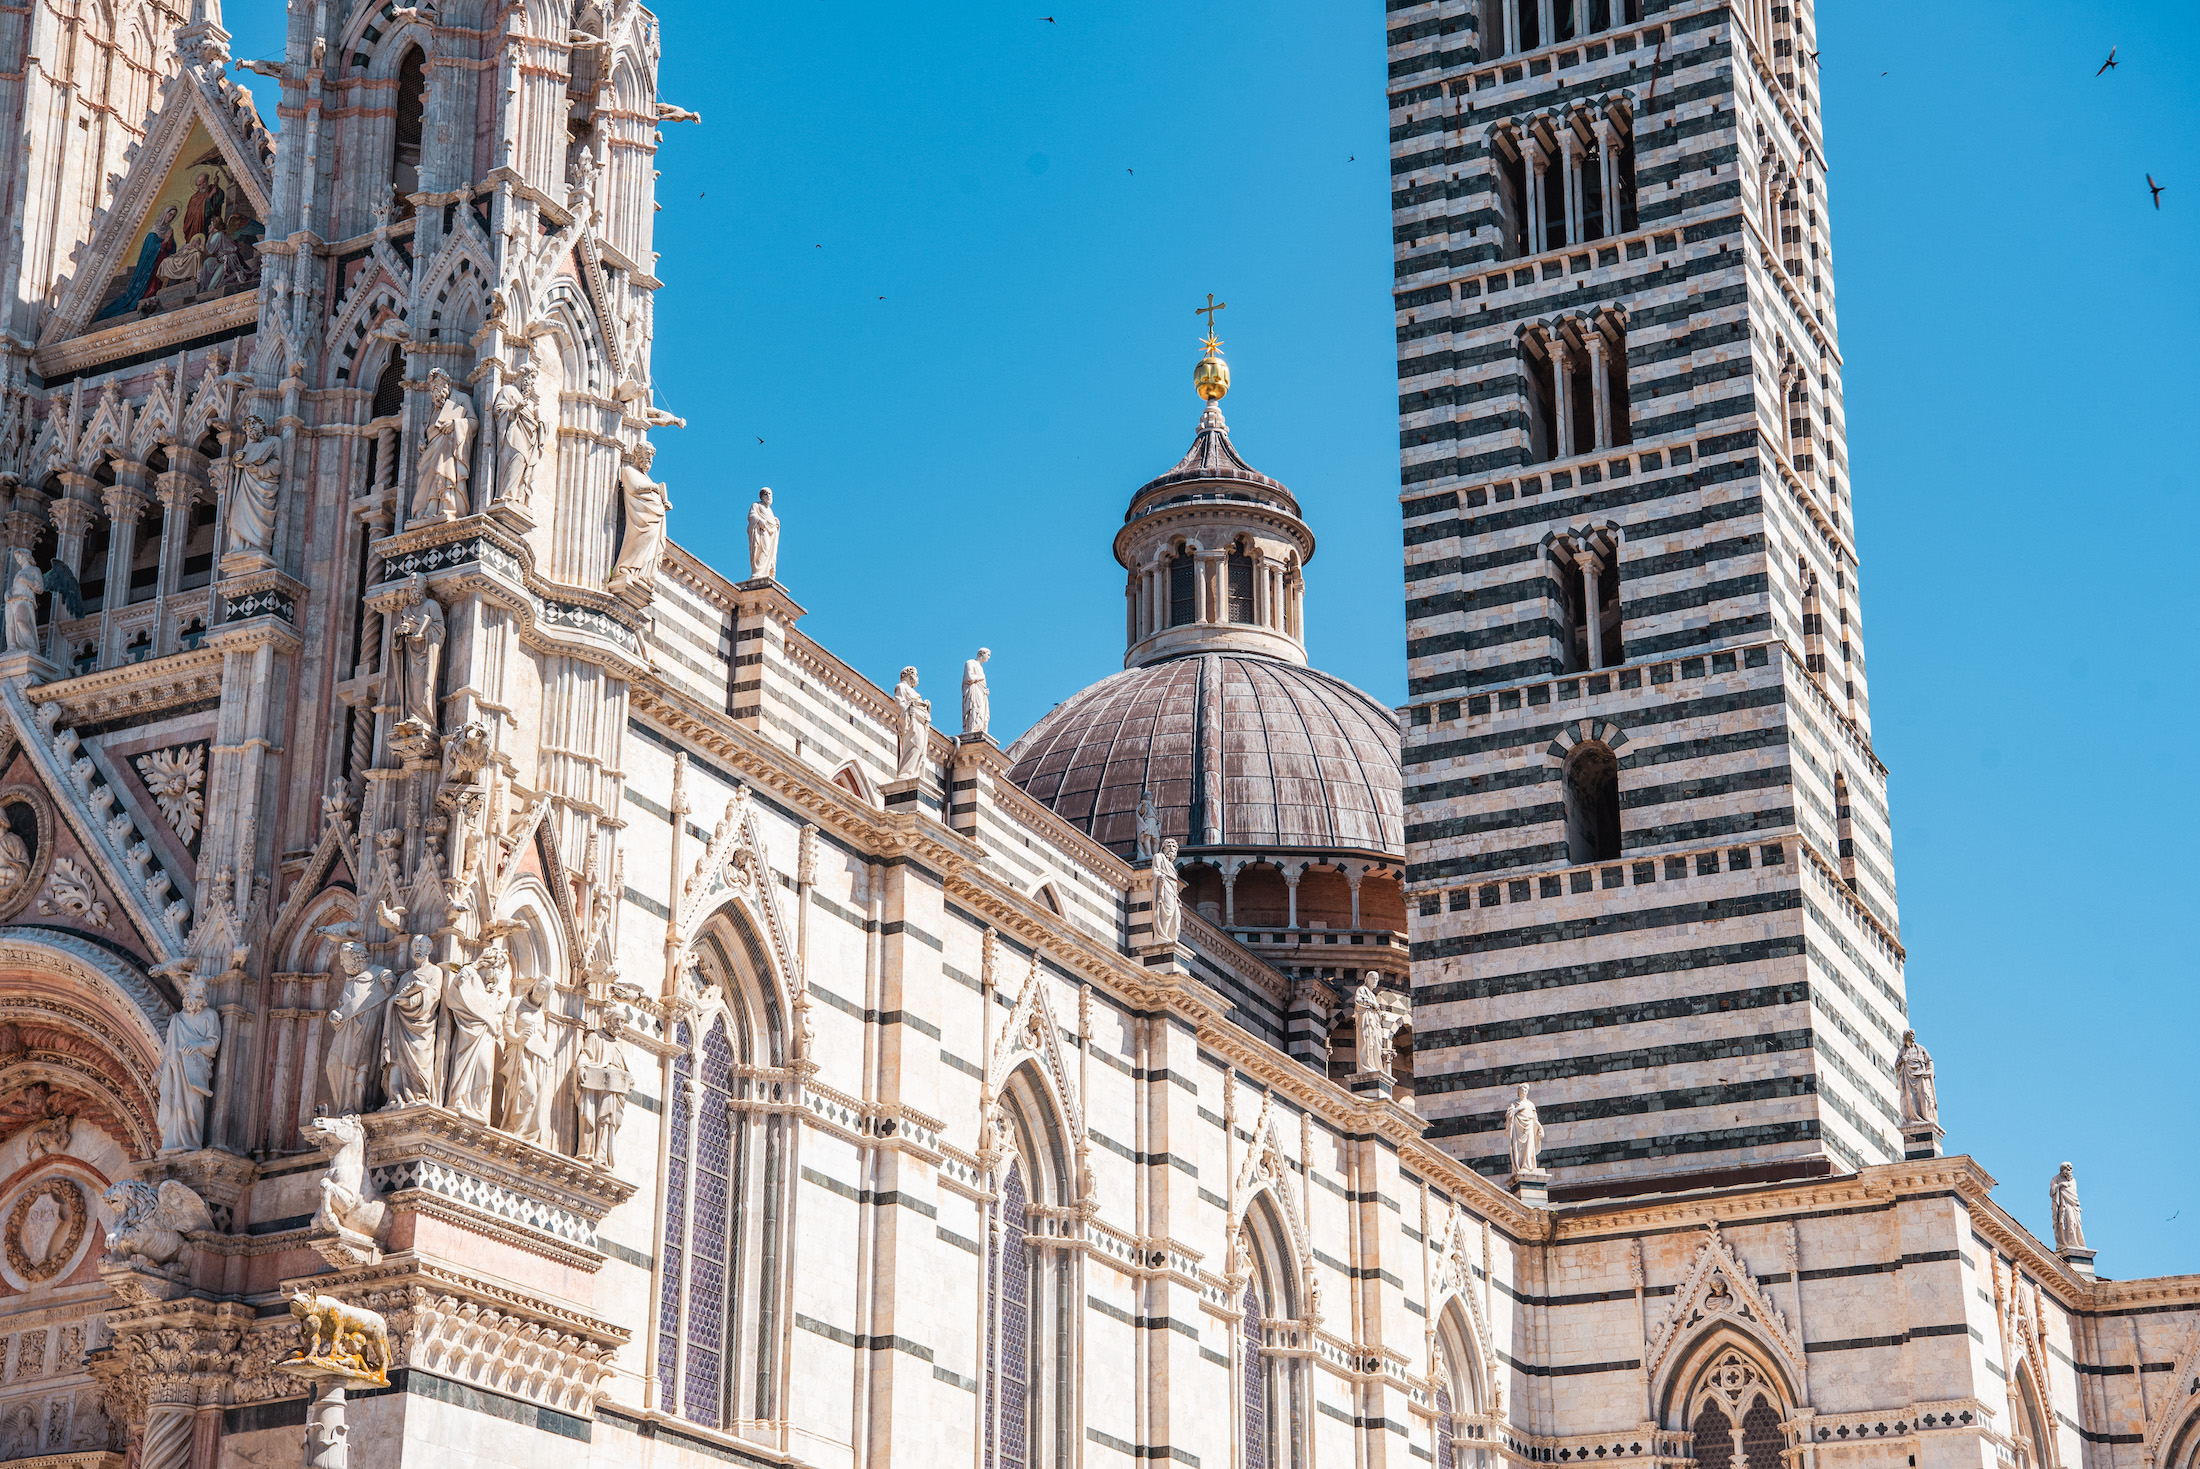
(303, 1114, 386, 1242)
(101, 1179, 214, 1268)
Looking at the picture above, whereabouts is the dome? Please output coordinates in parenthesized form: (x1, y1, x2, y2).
(1004, 653, 1403, 861)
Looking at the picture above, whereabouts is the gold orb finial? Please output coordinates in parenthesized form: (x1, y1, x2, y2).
(1193, 293, 1230, 401)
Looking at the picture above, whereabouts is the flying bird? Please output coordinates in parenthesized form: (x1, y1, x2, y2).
(1044, 14, 1055, 20)
(756, 437, 764, 444)
(2148, 174, 2165, 208)
(2096, 45, 2117, 75)
(1127, 167, 1134, 175)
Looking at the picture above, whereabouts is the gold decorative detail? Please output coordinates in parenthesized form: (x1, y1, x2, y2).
(284, 1291, 391, 1385)
(5, 1176, 87, 1283)
(1193, 293, 1230, 401)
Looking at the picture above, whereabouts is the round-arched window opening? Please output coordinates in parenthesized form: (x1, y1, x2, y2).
(1563, 742, 1621, 865)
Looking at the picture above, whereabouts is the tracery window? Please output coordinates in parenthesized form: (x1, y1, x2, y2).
(1238, 1202, 1304, 1469)
(391, 47, 427, 215)
(655, 932, 789, 1430)
(1684, 1349, 1790, 1469)
(984, 1085, 1073, 1469)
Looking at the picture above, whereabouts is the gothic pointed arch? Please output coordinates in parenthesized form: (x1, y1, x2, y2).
(1428, 1202, 1499, 1412)
(42, 65, 274, 350)
(0, 926, 172, 1158)
(2145, 1329, 2200, 1469)
(1231, 1089, 1315, 1326)
(984, 951, 1083, 1165)
(1648, 1225, 1806, 1425)
(672, 787, 801, 1036)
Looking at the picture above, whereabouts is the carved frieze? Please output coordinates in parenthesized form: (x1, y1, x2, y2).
(361, 1107, 636, 1266)
(4, 1177, 88, 1285)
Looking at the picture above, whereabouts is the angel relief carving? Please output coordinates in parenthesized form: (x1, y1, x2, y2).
(135, 744, 206, 845)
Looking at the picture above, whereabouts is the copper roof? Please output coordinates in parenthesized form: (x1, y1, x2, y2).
(1004, 653, 1402, 861)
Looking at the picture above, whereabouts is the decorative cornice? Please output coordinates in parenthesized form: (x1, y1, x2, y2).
(25, 648, 227, 730)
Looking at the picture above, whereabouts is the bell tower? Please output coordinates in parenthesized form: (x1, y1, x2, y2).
(1387, 1, 1908, 1198)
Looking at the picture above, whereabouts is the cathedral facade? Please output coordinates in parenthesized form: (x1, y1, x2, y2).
(0, 3, 2187, 1469)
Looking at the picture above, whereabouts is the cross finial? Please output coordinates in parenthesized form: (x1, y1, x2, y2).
(1195, 293, 1227, 356)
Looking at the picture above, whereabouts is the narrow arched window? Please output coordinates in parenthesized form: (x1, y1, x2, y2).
(391, 47, 427, 213)
(1168, 550, 1196, 628)
(1227, 548, 1255, 624)
(1562, 741, 1621, 865)
(986, 1163, 1032, 1469)
(1242, 1285, 1269, 1469)
(1740, 1395, 1783, 1469)
(1833, 771, 1856, 889)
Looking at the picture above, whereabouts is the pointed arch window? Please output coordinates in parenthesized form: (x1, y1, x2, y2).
(1683, 1349, 1791, 1469)
(1238, 1202, 1305, 1469)
(1243, 1285, 1270, 1469)
(391, 47, 427, 214)
(984, 1086, 1074, 1469)
(655, 937, 790, 1430)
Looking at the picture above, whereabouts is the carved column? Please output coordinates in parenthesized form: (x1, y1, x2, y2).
(1190, 548, 1208, 624)
(1551, 338, 1576, 460)
(51, 469, 104, 574)
(1578, 549, 1605, 669)
(154, 445, 211, 652)
(1561, 128, 1584, 248)
(1284, 865, 1301, 930)
(1596, 112, 1622, 234)
(1521, 135, 1550, 255)
(98, 483, 151, 663)
(1587, 330, 1611, 450)
(1, 474, 49, 551)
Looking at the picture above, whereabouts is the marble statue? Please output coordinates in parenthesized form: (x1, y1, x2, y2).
(442, 945, 510, 1123)
(323, 941, 393, 1114)
(380, 934, 443, 1107)
(892, 666, 931, 781)
(1504, 1083, 1544, 1176)
(501, 976, 558, 1146)
(1352, 981, 1407, 1076)
(490, 364, 543, 508)
(606, 440, 669, 599)
(1897, 1028, 1938, 1127)
(155, 974, 221, 1151)
(0, 817, 29, 896)
(3, 547, 38, 655)
(304, 1114, 386, 1243)
(575, 1012, 632, 1168)
(2050, 1162, 2085, 1252)
(1134, 787, 1162, 860)
(747, 486, 779, 581)
(412, 367, 477, 522)
(101, 1178, 212, 1268)
(224, 413, 282, 557)
(286, 1290, 391, 1385)
(962, 648, 991, 738)
(392, 582, 445, 736)
(1150, 837, 1182, 945)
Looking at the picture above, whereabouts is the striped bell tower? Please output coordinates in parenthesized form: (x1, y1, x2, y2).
(1386, 0, 1911, 1199)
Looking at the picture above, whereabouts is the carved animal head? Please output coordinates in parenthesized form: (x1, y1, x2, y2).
(302, 1114, 367, 1155)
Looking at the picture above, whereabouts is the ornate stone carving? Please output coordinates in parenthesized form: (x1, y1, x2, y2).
(2050, 1162, 2084, 1252)
(961, 648, 991, 738)
(1351, 980, 1406, 1077)
(747, 485, 778, 581)
(221, 413, 280, 559)
(891, 666, 930, 781)
(1504, 1083, 1543, 1175)
(99, 1180, 210, 1271)
(390, 580, 445, 739)
(284, 1291, 390, 1386)
(1149, 837, 1182, 945)
(1643, 1223, 1804, 1390)
(490, 364, 543, 509)
(1133, 786, 1162, 860)
(605, 440, 668, 602)
(37, 857, 108, 929)
(380, 933, 443, 1109)
(6, 1177, 87, 1282)
(442, 944, 509, 1124)
(498, 976, 557, 1147)
(412, 367, 477, 523)
(574, 1013, 630, 1169)
(153, 975, 219, 1152)
(1898, 1028, 1938, 1126)
(323, 941, 392, 1115)
(5, 546, 40, 654)
(304, 1115, 386, 1266)
(131, 746, 205, 847)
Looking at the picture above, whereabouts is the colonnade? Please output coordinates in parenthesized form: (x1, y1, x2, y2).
(1504, 106, 1633, 259)
(1126, 545, 1302, 646)
(1527, 315, 1629, 464)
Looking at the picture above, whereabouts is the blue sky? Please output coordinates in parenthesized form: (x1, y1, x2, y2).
(225, 1, 2197, 1274)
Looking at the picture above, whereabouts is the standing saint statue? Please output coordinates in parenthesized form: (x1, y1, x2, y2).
(606, 440, 670, 600)
(1150, 837, 1183, 945)
(323, 941, 394, 1114)
(1134, 787, 1162, 860)
(1896, 1028, 1938, 1127)
(961, 648, 991, 738)
(1504, 1084, 1544, 1176)
(3, 548, 40, 656)
(412, 367, 477, 523)
(391, 582, 445, 736)
(156, 974, 222, 1152)
(381, 934, 444, 1108)
(501, 976, 559, 1147)
(490, 364, 543, 509)
(747, 486, 779, 582)
(2049, 1162, 2085, 1252)
(442, 945, 511, 1124)
(892, 666, 931, 781)
(224, 413, 282, 558)
(575, 1012, 632, 1168)
(1352, 981, 1406, 1076)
